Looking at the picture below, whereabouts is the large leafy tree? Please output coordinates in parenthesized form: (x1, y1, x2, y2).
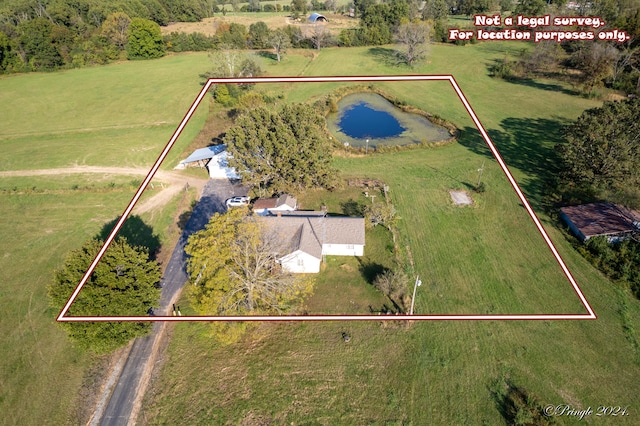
(558, 97, 640, 206)
(395, 21, 431, 66)
(268, 28, 291, 62)
(185, 207, 313, 316)
(225, 103, 339, 195)
(16, 17, 64, 70)
(126, 17, 165, 59)
(48, 238, 161, 354)
(101, 12, 131, 50)
(219, 22, 249, 49)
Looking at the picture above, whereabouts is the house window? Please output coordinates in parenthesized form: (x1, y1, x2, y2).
(347, 244, 354, 250)
(297, 257, 304, 267)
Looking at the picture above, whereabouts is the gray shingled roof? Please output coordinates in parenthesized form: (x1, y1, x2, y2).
(276, 194, 297, 209)
(260, 216, 365, 260)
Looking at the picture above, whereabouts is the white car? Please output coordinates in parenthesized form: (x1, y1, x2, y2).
(225, 196, 250, 207)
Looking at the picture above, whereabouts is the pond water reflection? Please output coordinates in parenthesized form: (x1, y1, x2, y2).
(338, 101, 406, 139)
(327, 92, 451, 149)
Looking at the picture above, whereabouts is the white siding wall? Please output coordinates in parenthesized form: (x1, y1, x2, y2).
(208, 152, 239, 179)
(270, 205, 296, 212)
(322, 244, 364, 257)
(279, 250, 321, 273)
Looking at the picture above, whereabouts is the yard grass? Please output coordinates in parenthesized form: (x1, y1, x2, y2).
(141, 45, 640, 425)
(0, 188, 135, 425)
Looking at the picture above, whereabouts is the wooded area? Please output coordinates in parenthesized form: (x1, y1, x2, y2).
(557, 97, 640, 300)
(0, 0, 216, 71)
(2, 0, 638, 91)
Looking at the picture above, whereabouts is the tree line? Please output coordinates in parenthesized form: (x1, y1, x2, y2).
(485, 0, 640, 95)
(0, 0, 217, 71)
(2, 0, 639, 79)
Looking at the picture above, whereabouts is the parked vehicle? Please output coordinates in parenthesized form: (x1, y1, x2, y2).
(225, 196, 250, 207)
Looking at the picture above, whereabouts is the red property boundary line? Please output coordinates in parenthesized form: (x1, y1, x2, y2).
(57, 75, 596, 322)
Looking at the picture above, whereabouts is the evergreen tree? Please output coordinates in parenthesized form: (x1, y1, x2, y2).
(48, 238, 161, 354)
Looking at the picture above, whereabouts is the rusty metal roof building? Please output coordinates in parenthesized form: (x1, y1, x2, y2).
(560, 202, 640, 242)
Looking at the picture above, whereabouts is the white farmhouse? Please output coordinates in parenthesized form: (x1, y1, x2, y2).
(260, 214, 365, 273)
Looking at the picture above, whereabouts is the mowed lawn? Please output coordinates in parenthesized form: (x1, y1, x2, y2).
(141, 45, 640, 425)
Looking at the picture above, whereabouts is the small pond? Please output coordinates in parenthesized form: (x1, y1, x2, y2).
(326, 93, 452, 149)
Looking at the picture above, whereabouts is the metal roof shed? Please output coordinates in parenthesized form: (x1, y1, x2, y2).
(308, 13, 328, 22)
(179, 145, 226, 166)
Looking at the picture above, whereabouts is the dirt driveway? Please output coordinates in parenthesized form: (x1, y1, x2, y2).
(0, 166, 209, 214)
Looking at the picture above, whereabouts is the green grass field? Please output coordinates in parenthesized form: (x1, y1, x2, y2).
(0, 53, 211, 170)
(0, 53, 214, 424)
(141, 45, 640, 425)
(2, 41, 640, 425)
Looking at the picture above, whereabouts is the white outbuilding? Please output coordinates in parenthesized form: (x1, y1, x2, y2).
(175, 145, 239, 180)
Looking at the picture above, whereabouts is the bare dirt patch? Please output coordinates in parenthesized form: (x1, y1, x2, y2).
(449, 190, 473, 206)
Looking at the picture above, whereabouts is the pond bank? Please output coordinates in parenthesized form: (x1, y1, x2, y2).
(320, 85, 459, 154)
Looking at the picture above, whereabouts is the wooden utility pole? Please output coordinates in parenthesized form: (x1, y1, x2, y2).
(476, 160, 485, 188)
(410, 276, 422, 315)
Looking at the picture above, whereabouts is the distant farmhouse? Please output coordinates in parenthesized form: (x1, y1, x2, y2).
(560, 202, 640, 243)
(175, 145, 238, 179)
(260, 212, 365, 273)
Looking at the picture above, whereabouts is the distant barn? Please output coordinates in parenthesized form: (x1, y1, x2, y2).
(308, 13, 328, 23)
